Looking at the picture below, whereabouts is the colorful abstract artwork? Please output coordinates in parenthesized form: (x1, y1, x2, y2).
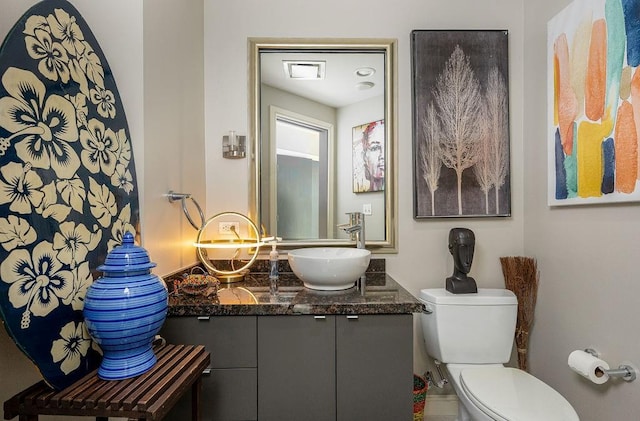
(0, 0, 140, 389)
(548, 0, 640, 205)
(411, 30, 510, 218)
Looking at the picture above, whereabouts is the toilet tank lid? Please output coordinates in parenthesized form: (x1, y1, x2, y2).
(419, 288, 517, 305)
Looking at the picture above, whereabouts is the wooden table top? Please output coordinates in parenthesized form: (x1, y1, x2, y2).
(4, 344, 210, 421)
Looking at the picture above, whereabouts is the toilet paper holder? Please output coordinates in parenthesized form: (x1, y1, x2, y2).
(584, 348, 637, 382)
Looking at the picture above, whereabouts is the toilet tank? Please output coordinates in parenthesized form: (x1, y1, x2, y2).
(419, 288, 517, 364)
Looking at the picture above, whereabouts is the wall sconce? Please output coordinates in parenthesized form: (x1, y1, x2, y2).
(223, 130, 246, 159)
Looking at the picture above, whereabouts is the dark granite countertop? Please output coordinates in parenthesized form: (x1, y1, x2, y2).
(164, 259, 422, 316)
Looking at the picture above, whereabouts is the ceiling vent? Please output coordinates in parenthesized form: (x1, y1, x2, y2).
(283, 60, 326, 80)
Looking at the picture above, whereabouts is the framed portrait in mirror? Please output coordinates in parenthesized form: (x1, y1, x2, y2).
(352, 119, 385, 193)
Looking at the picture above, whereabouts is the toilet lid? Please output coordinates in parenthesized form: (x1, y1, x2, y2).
(460, 367, 579, 421)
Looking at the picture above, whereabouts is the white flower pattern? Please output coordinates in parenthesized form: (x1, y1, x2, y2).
(56, 176, 86, 213)
(108, 204, 135, 251)
(77, 40, 104, 89)
(111, 163, 133, 194)
(90, 86, 116, 119)
(0, 162, 44, 214)
(65, 262, 92, 311)
(0, 241, 74, 328)
(25, 28, 70, 83)
(80, 119, 119, 176)
(0, 215, 37, 251)
(51, 321, 91, 375)
(88, 177, 117, 227)
(46, 8, 85, 57)
(36, 181, 72, 223)
(0, 67, 80, 178)
(53, 221, 102, 267)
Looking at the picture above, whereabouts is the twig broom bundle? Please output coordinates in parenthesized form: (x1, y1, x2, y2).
(499, 256, 539, 372)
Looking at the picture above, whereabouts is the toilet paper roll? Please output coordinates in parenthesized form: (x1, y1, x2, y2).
(568, 350, 610, 384)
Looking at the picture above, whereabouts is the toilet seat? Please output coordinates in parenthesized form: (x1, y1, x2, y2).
(460, 367, 579, 421)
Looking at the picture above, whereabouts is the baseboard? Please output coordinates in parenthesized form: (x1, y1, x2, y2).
(423, 394, 458, 416)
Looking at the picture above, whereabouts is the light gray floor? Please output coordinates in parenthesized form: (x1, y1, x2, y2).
(425, 416, 456, 421)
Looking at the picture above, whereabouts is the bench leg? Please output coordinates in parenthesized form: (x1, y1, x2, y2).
(18, 416, 37, 421)
(191, 377, 202, 421)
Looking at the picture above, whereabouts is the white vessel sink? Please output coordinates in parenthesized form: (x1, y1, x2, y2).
(287, 247, 371, 290)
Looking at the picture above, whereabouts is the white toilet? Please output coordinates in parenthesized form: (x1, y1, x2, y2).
(419, 288, 579, 421)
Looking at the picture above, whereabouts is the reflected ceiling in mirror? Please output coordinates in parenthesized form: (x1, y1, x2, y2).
(249, 38, 397, 252)
(261, 52, 384, 108)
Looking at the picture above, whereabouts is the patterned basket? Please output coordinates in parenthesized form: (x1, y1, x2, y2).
(413, 374, 428, 421)
(179, 267, 219, 296)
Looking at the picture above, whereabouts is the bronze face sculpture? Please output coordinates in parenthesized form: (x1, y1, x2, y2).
(446, 228, 478, 294)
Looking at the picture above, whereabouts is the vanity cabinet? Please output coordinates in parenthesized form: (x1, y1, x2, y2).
(160, 316, 258, 421)
(161, 313, 412, 421)
(258, 314, 413, 421)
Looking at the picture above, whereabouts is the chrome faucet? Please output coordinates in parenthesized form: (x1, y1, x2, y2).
(338, 212, 365, 249)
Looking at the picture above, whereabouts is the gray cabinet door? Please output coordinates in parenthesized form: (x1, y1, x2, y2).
(258, 315, 336, 421)
(161, 316, 258, 421)
(336, 314, 414, 421)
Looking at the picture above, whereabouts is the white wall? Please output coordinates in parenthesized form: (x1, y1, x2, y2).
(204, 0, 526, 394)
(142, 0, 205, 276)
(524, 1, 640, 420)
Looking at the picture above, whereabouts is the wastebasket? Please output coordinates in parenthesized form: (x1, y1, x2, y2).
(413, 374, 428, 421)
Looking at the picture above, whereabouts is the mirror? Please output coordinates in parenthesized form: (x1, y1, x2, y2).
(249, 38, 397, 252)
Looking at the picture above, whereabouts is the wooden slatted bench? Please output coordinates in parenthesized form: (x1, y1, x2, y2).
(3, 344, 210, 421)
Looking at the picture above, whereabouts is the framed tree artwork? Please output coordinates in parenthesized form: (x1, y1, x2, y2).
(411, 30, 511, 218)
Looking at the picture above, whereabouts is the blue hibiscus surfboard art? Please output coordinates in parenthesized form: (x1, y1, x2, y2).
(0, 1, 140, 390)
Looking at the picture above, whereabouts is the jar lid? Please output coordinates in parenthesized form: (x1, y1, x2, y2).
(97, 231, 157, 273)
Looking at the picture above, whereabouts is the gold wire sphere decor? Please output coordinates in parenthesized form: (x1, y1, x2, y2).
(167, 192, 267, 283)
(194, 211, 265, 283)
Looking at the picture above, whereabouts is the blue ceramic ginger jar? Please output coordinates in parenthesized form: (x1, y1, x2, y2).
(83, 232, 168, 380)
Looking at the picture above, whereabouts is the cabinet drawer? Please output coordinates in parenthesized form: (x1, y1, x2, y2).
(161, 316, 257, 368)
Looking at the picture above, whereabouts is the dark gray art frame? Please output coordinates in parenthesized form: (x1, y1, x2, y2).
(411, 30, 511, 218)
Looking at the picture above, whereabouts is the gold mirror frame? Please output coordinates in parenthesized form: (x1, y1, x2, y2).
(249, 38, 397, 252)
